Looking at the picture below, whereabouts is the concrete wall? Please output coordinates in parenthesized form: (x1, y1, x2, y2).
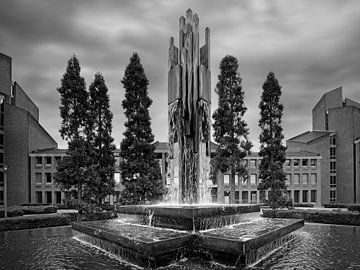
(329, 106, 360, 203)
(28, 115, 57, 152)
(13, 82, 39, 121)
(312, 87, 342, 130)
(0, 53, 11, 98)
(5, 104, 57, 205)
(4, 105, 29, 205)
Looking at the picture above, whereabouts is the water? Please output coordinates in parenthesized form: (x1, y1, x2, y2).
(1, 224, 360, 269)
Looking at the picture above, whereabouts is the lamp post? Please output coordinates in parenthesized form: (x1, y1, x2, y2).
(3, 165, 8, 219)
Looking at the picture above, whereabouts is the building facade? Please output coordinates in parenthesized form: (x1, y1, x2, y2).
(0, 53, 57, 206)
(288, 87, 360, 204)
(29, 144, 322, 206)
(29, 149, 123, 205)
(214, 151, 322, 206)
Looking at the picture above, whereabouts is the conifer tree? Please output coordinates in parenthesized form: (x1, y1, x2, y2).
(120, 53, 164, 204)
(54, 55, 91, 207)
(87, 73, 116, 204)
(212, 55, 252, 204)
(257, 72, 287, 209)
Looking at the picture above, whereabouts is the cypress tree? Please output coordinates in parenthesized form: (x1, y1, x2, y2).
(87, 73, 116, 204)
(54, 55, 91, 207)
(120, 53, 164, 204)
(257, 72, 287, 209)
(212, 55, 252, 204)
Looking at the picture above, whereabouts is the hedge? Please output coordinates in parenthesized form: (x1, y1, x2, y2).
(0, 210, 118, 231)
(0, 208, 24, 218)
(348, 204, 360, 212)
(262, 208, 360, 226)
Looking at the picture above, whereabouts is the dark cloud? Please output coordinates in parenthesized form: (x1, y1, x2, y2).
(1, 0, 360, 150)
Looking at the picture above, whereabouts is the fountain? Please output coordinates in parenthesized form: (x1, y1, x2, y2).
(72, 9, 304, 269)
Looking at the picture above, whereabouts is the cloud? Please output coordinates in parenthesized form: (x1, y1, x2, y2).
(1, 0, 360, 150)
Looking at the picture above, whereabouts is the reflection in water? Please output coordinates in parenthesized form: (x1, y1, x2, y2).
(0, 224, 360, 269)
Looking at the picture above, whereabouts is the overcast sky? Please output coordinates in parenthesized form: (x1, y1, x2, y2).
(1, 0, 360, 150)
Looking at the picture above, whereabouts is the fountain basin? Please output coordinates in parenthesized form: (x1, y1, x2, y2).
(116, 204, 260, 231)
(72, 220, 192, 268)
(199, 218, 304, 267)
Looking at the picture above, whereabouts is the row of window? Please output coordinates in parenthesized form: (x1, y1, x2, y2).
(220, 189, 317, 204)
(223, 173, 318, 187)
(35, 191, 62, 204)
(290, 190, 317, 203)
(35, 172, 53, 185)
(285, 173, 317, 186)
(284, 158, 318, 168)
(35, 156, 62, 166)
(241, 158, 318, 169)
(35, 172, 122, 186)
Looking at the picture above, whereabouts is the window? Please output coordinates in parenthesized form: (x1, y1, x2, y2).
(311, 174, 317, 186)
(285, 174, 292, 186)
(330, 161, 336, 173)
(235, 191, 239, 204)
(0, 172, 3, 186)
(114, 173, 121, 184)
(211, 188, 217, 202)
(45, 173, 52, 184)
(325, 111, 329, 130)
(330, 137, 336, 145)
(302, 159, 308, 167)
(251, 191, 257, 203)
(250, 174, 257, 186)
(115, 156, 121, 166)
(294, 190, 300, 203)
(242, 160, 248, 167)
(242, 191, 248, 203)
(224, 191, 230, 204)
(0, 153, 3, 164)
(293, 159, 300, 168)
(310, 159, 317, 168)
(330, 148, 336, 159)
(0, 190, 3, 205)
(250, 159, 257, 168)
(224, 174, 230, 186)
(35, 173, 42, 185)
(302, 190, 308, 203)
(55, 156, 61, 164)
(36, 157, 42, 166)
(260, 190, 266, 203)
(330, 175, 336, 188)
(55, 191, 62, 204)
(287, 190, 291, 200)
(294, 174, 300, 185)
(302, 174, 309, 185)
(0, 134, 3, 148)
(311, 190, 317, 203)
(36, 191, 42, 203)
(45, 156, 52, 166)
(285, 159, 291, 167)
(241, 176, 248, 186)
(235, 175, 239, 186)
(46, 191, 52, 204)
(330, 190, 336, 202)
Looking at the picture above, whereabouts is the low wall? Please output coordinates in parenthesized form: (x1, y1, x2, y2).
(262, 209, 360, 226)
